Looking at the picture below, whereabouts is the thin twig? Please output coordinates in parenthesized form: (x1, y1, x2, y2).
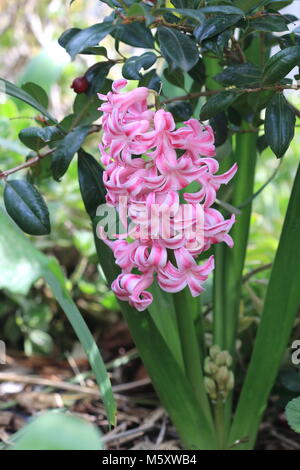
(0, 372, 151, 396)
(161, 83, 300, 105)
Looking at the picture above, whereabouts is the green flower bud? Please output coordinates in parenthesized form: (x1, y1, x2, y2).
(204, 357, 218, 376)
(215, 351, 232, 367)
(216, 366, 229, 389)
(209, 345, 221, 361)
(226, 371, 234, 392)
(204, 377, 218, 400)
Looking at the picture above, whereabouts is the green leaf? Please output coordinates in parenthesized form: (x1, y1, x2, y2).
(91, 236, 217, 449)
(61, 22, 114, 59)
(122, 53, 157, 80)
(200, 91, 239, 120)
(199, 5, 245, 15)
(262, 46, 300, 84)
(233, 0, 269, 12)
(113, 22, 154, 49)
(215, 64, 261, 87)
(167, 101, 193, 122)
(19, 126, 62, 151)
(163, 67, 185, 89)
(188, 58, 206, 86)
(157, 8, 204, 23)
(51, 125, 90, 181)
(72, 94, 102, 126)
(194, 15, 243, 42)
(78, 148, 106, 219)
(157, 27, 199, 72)
(286, 398, 300, 433)
(85, 62, 113, 96)
(127, 3, 155, 26)
(265, 93, 295, 158)
(0, 208, 116, 426)
(12, 412, 104, 450)
(0, 210, 43, 295)
(0, 79, 56, 123)
(229, 161, 300, 448)
(4, 180, 50, 236)
(139, 69, 161, 92)
(79, 46, 108, 56)
(250, 15, 289, 32)
(21, 82, 48, 108)
(209, 112, 228, 147)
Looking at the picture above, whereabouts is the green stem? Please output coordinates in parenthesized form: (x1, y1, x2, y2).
(174, 288, 212, 422)
(214, 400, 225, 450)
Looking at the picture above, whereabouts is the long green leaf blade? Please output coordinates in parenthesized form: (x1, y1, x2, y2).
(229, 161, 300, 449)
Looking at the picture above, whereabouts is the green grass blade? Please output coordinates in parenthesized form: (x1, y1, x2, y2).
(229, 161, 300, 449)
(43, 259, 116, 427)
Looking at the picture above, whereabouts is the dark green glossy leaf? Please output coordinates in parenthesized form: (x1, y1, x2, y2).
(233, 0, 268, 12)
(188, 58, 206, 85)
(58, 28, 81, 48)
(157, 27, 199, 72)
(4, 180, 50, 236)
(21, 82, 48, 109)
(202, 30, 231, 57)
(256, 134, 268, 153)
(1, 79, 56, 123)
(265, 92, 295, 158)
(19, 126, 62, 151)
(199, 5, 245, 15)
(194, 15, 242, 42)
(61, 22, 114, 59)
(163, 67, 185, 89)
(139, 69, 161, 92)
(250, 15, 289, 32)
(72, 93, 103, 126)
(167, 101, 193, 122)
(262, 46, 300, 84)
(113, 22, 154, 49)
(266, 0, 293, 10)
(210, 112, 228, 147)
(156, 8, 204, 24)
(200, 91, 239, 120)
(85, 62, 113, 96)
(215, 63, 261, 87)
(51, 125, 90, 181)
(122, 52, 157, 80)
(78, 46, 108, 56)
(78, 149, 106, 219)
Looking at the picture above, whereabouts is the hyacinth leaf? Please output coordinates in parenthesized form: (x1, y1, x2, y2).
(92, 233, 218, 449)
(229, 161, 300, 449)
(77, 150, 217, 447)
(0, 208, 116, 427)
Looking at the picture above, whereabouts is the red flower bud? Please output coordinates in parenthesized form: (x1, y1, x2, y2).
(71, 76, 89, 94)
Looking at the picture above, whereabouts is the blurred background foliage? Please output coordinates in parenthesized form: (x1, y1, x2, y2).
(0, 0, 299, 393)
